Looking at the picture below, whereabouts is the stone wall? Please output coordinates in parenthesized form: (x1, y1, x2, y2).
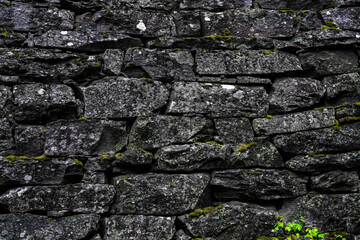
(0, 0, 360, 239)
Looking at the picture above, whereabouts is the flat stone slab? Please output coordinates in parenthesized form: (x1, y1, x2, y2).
(214, 118, 254, 144)
(321, 7, 360, 31)
(104, 215, 176, 240)
(45, 120, 127, 156)
(294, 30, 360, 48)
(309, 170, 359, 193)
(81, 77, 169, 118)
(14, 125, 45, 156)
(0, 184, 115, 213)
(102, 49, 124, 76)
(258, 0, 341, 9)
(253, 109, 336, 135)
(167, 82, 269, 117)
(211, 169, 307, 200)
(180, 0, 252, 10)
(0, 118, 14, 151)
(111, 173, 210, 215)
(323, 72, 360, 99)
(273, 122, 360, 154)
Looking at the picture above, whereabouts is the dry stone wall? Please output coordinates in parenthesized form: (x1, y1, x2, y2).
(0, 0, 360, 239)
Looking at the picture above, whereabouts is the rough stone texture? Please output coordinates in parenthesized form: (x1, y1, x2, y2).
(13, 83, 79, 122)
(230, 141, 284, 168)
(153, 143, 231, 172)
(336, 103, 360, 119)
(286, 151, 360, 173)
(111, 173, 210, 215)
(321, 8, 360, 31)
(196, 49, 302, 75)
(103, 49, 124, 76)
(323, 72, 360, 100)
(81, 77, 169, 118)
(45, 120, 127, 156)
(172, 11, 201, 37)
(0, 213, 100, 240)
(299, 50, 359, 76)
(253, 109, 336, 135)
(211, 169, 307, 200)
(0, 117, 14, 151)
(269, 78, 325, 113)
(0, 184, 115, 213)
(128, 115, 208, 150)
(214, 118, 254, 144)
(310, 171, 359, 193)
(178, 202, 278, 240)
(14, 125, 45, 156)
(0, 85, 12, 115)
(273, 122, 360, 154)
(167, 82, 269, 117)
(258, 0, 341, 9)
(180, 0, 252, 10)
(103, 215, 176, 240)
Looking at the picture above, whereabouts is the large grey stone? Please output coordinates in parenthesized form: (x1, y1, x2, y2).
(81, 77, 169, 118)
(111, 173, 210, 215)
(336, 102, 360, 119)
(14, 125, 45, 156)
(258, 0, 341, 9)
(269, 78, 325, 113)
(323, 72, 360, 100)
(45, 120, 127, 156)
(273, 122, 360, 154)
(321, 7, 360, 31)
(167, 82, 269, 118)
(128, 115, 208, 150)
(102, 49, 124, 76)
(253, 109, 336, 135)
(171, 11, 201, 37)
(0, 85, 12, 115)
(178, 202, 278, 240)
(0, 214, 100, 240)
(214, 118, 254, 144)
(0, 184, 115, 213)
(211, 169, 307, 200)
(0, 117, 13, 151)
(310, 171, 359, 193)
(104, 215, 176, 240)
(180, 0, 251, 10)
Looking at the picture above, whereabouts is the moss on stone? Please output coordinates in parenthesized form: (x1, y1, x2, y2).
(249, 36, 257, 41)
(188, 205, 223, 217)
(34, 154, 51, 161)
(338, 116, 360, 123)
(236, 142, 258, 153)
(333, 120, 340, 131)
(321, 22, 339, 30)
(262, 51, 271, 55)
(266, 115, 274, 119)
(138, 148, 153, 157)
(74, 159, 83, 166)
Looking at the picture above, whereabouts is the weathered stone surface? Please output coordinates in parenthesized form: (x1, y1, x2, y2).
(180, 0, 251, 10)
(153, 143, 231, 172)
(214, 118, 254, 144)
(178, 202, 278, 240)
(253, 109, 336, 135)
(0, 2, 74, 32)
(111, 173, 210, 215)
(310, 171, 359, 193)
(172, 11, 201, 37)
(280, 194, 360, 233)
(0, 213, 100, 240)
(128, 115, 208, 150)
(286, 151, 360, 173)
(201, 9, 297, 38)
(167, 82, 269, 117)
(196, 49, 302, 75)
(211, 169, 307, 200)
(0, 184, 115, 213)
(321, 7, 360, 31)
(81, 77, 169, 118)
(323, 72, 360, 100)
(0, 75, 20, 84)
(0, 118, 14, 151)
(0, 85, 12, 115)
(335, 103, 360, 119)
(103, 49, 124, 76)
(45, 120, 127, 156)
(0, 30, 28, 47)
(258, 0, 340, 9)
(269, 78, 325, 113)
(14, 125, 45, 156)
(104, 215, 176, 240)
(13, 83, 79, 122)
(299, 10, 324, 31)
(273, 122, 360, 154)
(299, 50, 359, 75)
(0, 157, 78, 185)
(124, 48, 195, 81)
(230, 141, 284, 168)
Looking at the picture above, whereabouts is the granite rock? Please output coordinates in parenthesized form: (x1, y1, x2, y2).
(258, 0, 341, 9)
(321, 7, 360, 31)
(180, 0, 252, 10)
(0, 117, 14, 151)
(214, 118, 254, 144)
(102, 49, 124, 76)
(14, 125, 45, 156)
(310, 170, 359, 193)
(323, 72, 360, 100)
(0, 85, 12, 116)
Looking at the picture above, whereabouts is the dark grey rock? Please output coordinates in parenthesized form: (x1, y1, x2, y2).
(258, 0, 340, 9)
(124, 48, 195, 81)
(103, 49, 124, 76)
(0, 117, 14, 151)
(178, 201, 278, 240)
(286, 151, 360, 173)
(81, 77, 169, 118)
(211, 169, 307, 200)
(0, 75, 20, 84)
(91, 234, 102, 240)
(13, 83, 79, 122)
(230, 141, 284, 168)
(214, 118, 254, 144)
(310, 171, 359, 193)
(299, 10, 323, 31)
(299, 50, 359, 76)
(269, 78, 325, 113)
(201, 9, 297, 38)
(172, 11, 201, 37)
(103, 215, 176, 240)
(236, 76, 272, 85)
(174, 229, 192, 240)
(335, 103, 360, 119)
(196, 49, 302, 75)
(167, 82, 269, 118)
(0, 184, 115, 213)
(0, 85, 12, 115)
(111, 173, 210, 215)
(253, 109, 336, 135)
(323, 72, 360, 100)
(180, 0, 251, 10)
(128, 115, 208, 150)
(45, 120, 127, 156)
(116, 148, 154, 166)
(14, 125, 45, 156)
(0, 213, 100, 240)
(273, 122, 360, 154)
(153, 143, 231, 172)
(0, 30, 28, 47)
(321, 7, 360, 31)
